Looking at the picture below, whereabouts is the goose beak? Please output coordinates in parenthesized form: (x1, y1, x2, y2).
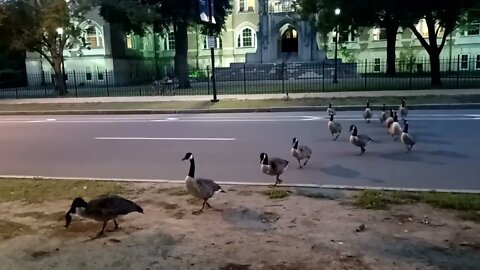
(181, 158, 186, 161)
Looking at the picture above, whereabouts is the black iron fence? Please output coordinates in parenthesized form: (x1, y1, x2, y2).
(1, 57, 480, 99)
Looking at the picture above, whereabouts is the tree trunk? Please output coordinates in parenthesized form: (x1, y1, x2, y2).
(429, 50, 442, 87)
(174, 21, 191, 89)
(385, 23, 399, 76)
(52, 57, 67, 96)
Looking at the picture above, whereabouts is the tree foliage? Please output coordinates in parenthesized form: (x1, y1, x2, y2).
(0, 0, 94, 95)
(96, 0, 232, 88)
(403, 0, 480, 85)
(295, 0, 406, 74)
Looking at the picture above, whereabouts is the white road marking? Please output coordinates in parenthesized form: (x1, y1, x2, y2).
(95, 137, 236, 141)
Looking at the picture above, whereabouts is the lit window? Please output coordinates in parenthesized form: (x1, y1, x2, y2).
(237, 27, 256, 48)
(85, 27, 103, 48)
(239, 0, 254, 12)
(164, 32, 175, 50)
(126, 34, 133, 49)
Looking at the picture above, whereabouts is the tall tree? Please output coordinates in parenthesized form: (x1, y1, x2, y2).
(404, 0, 480, 86)
(295, 0, 406, 75)
(96, 0, 232, 89)
(0, 0, 92, 95)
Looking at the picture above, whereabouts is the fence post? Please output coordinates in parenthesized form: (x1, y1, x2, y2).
(281, 62, 285, 94)
(207, 68, 210, 95)
(43, 75, 48, 97)
(364, 59, 368, 90)
(105, 70, 110, 96)
(322, 61, 325, 92)
(73, 70, 78, 98)
(243, 63, 247, 95)
(409, 57, 413, 90)
(456, 55, 460, 88)
(15, 87, 18, 99)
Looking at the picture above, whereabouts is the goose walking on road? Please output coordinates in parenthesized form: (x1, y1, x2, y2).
(379, 104, 387, 125)
(260, 153, 289, 186)
(388, 112, 402, 140)
(328, 114, 342, 140)
(363, 100, 373, 123)
(327, 102, 336, 116)
(400, 120, 416, 151)
(182, 152, 226, 215)
(349, 125, 373, 155)
(399, 98, 408, 120)
(291, 137, 312, 169)
(385, 109, 394, 128)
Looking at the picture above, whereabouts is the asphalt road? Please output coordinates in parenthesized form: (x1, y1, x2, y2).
(1, 110, 479, 190)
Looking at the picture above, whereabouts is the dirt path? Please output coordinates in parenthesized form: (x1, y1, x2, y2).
(1, 184, 479, 270)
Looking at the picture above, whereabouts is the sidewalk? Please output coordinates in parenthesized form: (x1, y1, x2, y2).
(1, 88, 480, 105)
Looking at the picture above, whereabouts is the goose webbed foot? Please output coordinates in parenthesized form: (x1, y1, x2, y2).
(297, 160, 303, 169)
(303, 157, 310, 166)
(94, 221, 108, 238)
(193, 200, 208, 215)
(360, 147, 366, 155)
(274, 177, 283, 186)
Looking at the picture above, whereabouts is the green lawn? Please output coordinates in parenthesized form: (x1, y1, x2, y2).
(0, 94, 479, 112)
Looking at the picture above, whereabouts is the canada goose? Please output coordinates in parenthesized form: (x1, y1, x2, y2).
(291, 137, 312, 169)
(327, 102, 336, 116)
(349, 125, 373, 155)
(399, 98, 408, 120)
(182, 152, 225, 214)
(379, 104, 387, 125)
(385, 109, 394, 128)
(388, 112, 402, 140)
(64, 195, 143, 237)
(363, 100, 373, 123)
(401, 120, 416, 151)
(328, 114, 342, 140)
(260, 152, 289, 185)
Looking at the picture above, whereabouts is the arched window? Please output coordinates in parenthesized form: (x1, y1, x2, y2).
(85, 26, 103, 48)
(237, 27, 256, 48)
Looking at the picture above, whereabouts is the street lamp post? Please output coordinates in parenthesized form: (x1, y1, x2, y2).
(333, 8, 341, 84)
(56, 27, 67, 93)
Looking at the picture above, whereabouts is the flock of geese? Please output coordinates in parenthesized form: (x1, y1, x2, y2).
(64, 98, 416, 237)
(328, 97, 416, 155)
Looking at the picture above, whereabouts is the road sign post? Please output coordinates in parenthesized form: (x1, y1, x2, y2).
(199, 0, 218, 102)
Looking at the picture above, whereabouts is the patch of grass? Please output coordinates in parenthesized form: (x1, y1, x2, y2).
(167, 188, 189, 196)
(356, 190, 480, 222)
(355, 190, 390, 210)
(457, 211, 480, 223)
(263, 189, 291, 199)
(0, 219, 35, 240)
(1, 94, 480, 112)
(0, 178, 125, 203)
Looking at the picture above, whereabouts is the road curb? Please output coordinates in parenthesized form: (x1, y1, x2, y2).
(0, 103, 480, 115)
(2, 175, 480, 193)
